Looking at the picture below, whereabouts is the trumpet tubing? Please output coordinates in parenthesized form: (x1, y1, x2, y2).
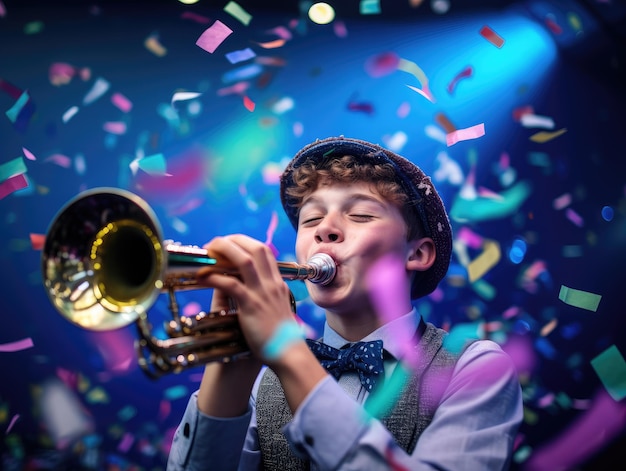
(41, 187, 336, 378)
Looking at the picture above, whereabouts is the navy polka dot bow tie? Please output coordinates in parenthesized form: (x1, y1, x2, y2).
(306, 339, 385, 392)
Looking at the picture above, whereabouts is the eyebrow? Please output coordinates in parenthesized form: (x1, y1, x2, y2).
(301, 192, 386, 209)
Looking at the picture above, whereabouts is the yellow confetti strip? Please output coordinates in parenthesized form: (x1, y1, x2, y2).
(529, 128, 567, 143)
(467, 240, 501, 282)
(145, 34, 167, 57)
(85, 386, 109, 404)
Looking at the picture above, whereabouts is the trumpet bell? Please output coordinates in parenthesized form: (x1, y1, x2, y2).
(42, 188, 166, 330)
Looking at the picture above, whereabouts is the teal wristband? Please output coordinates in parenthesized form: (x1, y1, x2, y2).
(263, 322, 306, 360)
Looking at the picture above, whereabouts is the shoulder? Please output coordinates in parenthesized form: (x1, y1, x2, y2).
(454, 339, 520, 384)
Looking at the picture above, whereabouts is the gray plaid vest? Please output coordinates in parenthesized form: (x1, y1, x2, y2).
(256, 321, 466, 470)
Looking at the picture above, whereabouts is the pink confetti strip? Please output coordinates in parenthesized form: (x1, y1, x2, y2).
(457, 226, 483, 249)
(446, 123, 485, 146)
(196, 20, 233, 54)
(45, 153, 72, 168)
(266, 25, 292, 40)
(5, 414, 19, 434)
(565, 208, 584, 227)
(0, 173, 28, 199)
(117, 432, 134, 453)
(553, 193, 572, 210)
(103, 121, 127, 135)
(0, 337, 34, 352)
(181, 11, 212, 24)
(111, 92, 132, 112)
(22, 147, 36, 160)
(264, 211, 279, 246)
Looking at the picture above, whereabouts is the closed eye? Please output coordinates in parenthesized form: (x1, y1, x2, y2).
(351, 214, 375, 221)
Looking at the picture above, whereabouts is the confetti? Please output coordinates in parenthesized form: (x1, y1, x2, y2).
(364, 51, 400, 78)
(0, 174, 27, 199)
(0, 337, 34, 352)
(226, 47, 256, 64)
(5, 90, 30, 123)
(83, 77, 110, 105)
(0, 156, 27, 180)
(446, 123, 485, 146)
(398, 58, 434, 102)
(48, 62, 91, 86)
(450, 180, 532, 223)
(266, 25, 292, 40)
(103, 121, 127, 135)
(360, 0, 381, 14)
(467, 240, 501, 282)
(171, 91, 202, 106)
(255, 38, 286, 49)
(544, 14, 563, 34)
(435, 112, 456, 133)
(181, 11, 211, 23)
(45, 153, 72, 168)
(111, 92, 132, 112)
(5, 414, 19, 434)
(590, 345, 626, 401)
(520, 113, 555, 129)
(446, 65, 473, 94)
(564, 207, 584, 227)
(243, 95, 255, 111)
(264, 210, 279, 246)
(196, 20, 233, 53)
(529, 128, 567, 143)
(30, 233, 45, 250)
(224, 1, 251, 25)
(132, 153, 167, 176)
(62, 105, 79, 123)
(145, 33, 167, 56)
(558, 285, 601, 312)
(553, 193, 572, 210)
(479, 25, 505, 48)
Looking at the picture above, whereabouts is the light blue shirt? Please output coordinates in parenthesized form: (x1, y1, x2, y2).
(167, 310, 523, 470)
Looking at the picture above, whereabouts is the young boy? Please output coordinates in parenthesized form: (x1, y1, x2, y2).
(167, 136, 523, 470)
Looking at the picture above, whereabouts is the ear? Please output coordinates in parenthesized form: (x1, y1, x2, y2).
(406, 237, 436, 272)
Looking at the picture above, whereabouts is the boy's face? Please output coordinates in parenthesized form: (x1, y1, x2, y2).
(295, 181, 414, 314)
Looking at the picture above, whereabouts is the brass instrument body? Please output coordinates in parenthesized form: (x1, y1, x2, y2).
(42, 188, 336, 378)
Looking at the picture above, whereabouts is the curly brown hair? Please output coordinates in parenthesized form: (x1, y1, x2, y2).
(283, 154, 425, 240)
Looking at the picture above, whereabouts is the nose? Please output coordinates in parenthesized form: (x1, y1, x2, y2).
(314, 213, 344, 243)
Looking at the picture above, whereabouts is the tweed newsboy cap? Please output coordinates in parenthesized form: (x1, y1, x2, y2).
(280, 136, 452, 299)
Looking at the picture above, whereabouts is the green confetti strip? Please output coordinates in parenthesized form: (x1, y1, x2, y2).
(558, 285, 602, 312)
(590, 345, 626, 401)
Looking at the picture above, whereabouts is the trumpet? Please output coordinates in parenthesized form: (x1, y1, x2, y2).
(41, 187, 336, 378)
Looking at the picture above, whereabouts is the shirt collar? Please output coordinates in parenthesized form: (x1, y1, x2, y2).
(320, 308, 420, 360)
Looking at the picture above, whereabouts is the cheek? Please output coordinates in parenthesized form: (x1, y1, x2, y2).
(294, 234, 309, 261)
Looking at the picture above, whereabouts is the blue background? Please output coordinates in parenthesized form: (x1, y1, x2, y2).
(1, 0, 625, 469)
